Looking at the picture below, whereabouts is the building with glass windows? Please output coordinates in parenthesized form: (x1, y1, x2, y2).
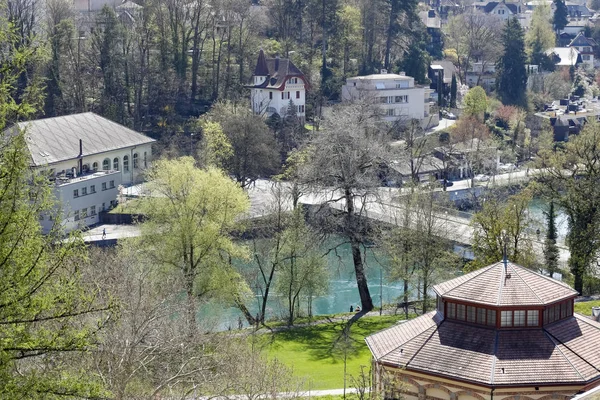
(366, 261, 600, 400)
(7, 112, 154, 233)
(249, 49, 308, 122)
(341, 71, 438, 129)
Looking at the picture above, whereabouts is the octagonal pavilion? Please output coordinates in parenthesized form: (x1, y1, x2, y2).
(366, 261, 600, 400)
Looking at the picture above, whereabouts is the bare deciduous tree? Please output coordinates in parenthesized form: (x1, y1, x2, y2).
(299, 102, 389, 312)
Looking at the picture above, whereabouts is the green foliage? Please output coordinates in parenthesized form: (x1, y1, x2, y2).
(276, 208, 329, 324)
(496, 17, 528, 108)
(383, 190, 459, 315)
(553, 0, 569, 32)
(0, 17, 108, 398)
(138, 158, 251, 333)
(450, 74, 457, 108)
(470, 188, 537, 270)
(526, 4, 556, 62)
(207, 102, 281, 188)
(198, 119, 233, 169)
(544, 201, 560, 277)
(463, 86, 488, 121)
(538, 120, 600, 294)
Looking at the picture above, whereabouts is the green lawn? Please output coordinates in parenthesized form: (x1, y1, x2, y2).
(574, 300, 600, 316)
(257, 314, 406, 390)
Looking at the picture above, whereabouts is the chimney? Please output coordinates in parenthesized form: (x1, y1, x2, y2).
(593, 307, 600, 322)
(275, 55, 280, 72)
(78, 139, 83, 175)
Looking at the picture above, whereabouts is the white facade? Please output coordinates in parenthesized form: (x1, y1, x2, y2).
(341, 73, 438, 128)
(37, 144, 152, 234)
(251, 76, 306, 119)
(42, 144, 153, 187)
(489, 3, 517, 19)
(41, 170, 122, 234)
(12, 112, 156, 234)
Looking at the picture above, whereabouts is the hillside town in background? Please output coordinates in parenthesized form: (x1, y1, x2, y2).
(3, 0, 600, 399)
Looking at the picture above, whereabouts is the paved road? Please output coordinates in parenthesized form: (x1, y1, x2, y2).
(85, 169, 569, 267)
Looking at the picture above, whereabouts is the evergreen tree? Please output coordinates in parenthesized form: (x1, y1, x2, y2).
(544, 201, 560, 278)
(496, 18, 528, 107)
(450, 74, 457, 108)
(553, 0, 569, 33)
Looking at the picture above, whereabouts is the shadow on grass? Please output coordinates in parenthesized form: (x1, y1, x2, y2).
(261, 312, 406, 363)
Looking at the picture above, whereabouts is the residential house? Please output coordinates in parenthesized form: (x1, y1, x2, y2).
(433, 137, 499, 179)
(341, 71, 438, 129)
(568, 32, 598, 67)
(476, 0, 521, 20)
(545, 46, 582, 68)
(419, 9, 444, 57)
(429, 60, 457, 106)
(465, 62, 496, 91)
(249, 49, 308, 122)
(7, 113, 155, 233)
(380, 156, 445, 186)
(366, 260, 600, 399)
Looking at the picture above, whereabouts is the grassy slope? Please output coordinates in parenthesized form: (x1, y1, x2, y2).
(258, 314, 405, 390)
(574, 300, 600, 316)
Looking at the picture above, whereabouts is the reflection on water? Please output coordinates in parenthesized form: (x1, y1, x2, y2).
(528, 198, 568, 243)
(199, 237, 405, 330)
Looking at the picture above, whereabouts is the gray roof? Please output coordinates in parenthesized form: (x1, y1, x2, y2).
(10, 113, 155, 167)
(545, 47, 581, 66)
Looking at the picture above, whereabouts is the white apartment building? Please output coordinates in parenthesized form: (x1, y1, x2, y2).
(249, 49, 308, 121)
(341, 72, 438, 129)
(9, 112, 155, 233)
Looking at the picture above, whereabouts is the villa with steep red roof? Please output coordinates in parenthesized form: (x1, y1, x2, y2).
(248, 49, 308, 122)
(366, 261, 600, 400)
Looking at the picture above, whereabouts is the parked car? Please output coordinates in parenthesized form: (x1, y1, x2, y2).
(498, 163, 517, 172)
(441, 110, 457, 120)
(473, 174, 490, 182)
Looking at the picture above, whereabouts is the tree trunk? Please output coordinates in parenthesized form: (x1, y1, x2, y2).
(403, 277, 409, 320)
(345, 189, 374, 312)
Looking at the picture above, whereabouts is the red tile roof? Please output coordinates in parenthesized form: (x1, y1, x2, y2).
(250, 51, 306, 90)
(433, 261, 578, 306)
(365, 313, 600, 387)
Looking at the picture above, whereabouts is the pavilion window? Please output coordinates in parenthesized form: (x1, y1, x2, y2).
(560, 301, 568, 318)
(477, 307, 486, 325)
(513, 310, 526, 327)
(527, 310, 539, 326)
(501, 310, 512, 327)
(487, 309, 496, 326)
(456, 304, 466, 321)
(447, 302, 456, 319)
(467, 306, 476, 323)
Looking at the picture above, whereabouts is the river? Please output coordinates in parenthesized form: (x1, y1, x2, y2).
(198, 237, 406, 331)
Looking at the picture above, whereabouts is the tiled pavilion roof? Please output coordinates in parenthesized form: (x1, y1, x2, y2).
(433, 261, 578, 307)
(366, 312, 600, 387)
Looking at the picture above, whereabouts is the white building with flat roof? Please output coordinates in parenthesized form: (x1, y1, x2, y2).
(341, 72, 438, 129)
(7, 112, 155, 233)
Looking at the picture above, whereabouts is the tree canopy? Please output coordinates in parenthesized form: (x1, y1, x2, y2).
(139, 158, 251, 334)
(496, 17, 528, 108)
